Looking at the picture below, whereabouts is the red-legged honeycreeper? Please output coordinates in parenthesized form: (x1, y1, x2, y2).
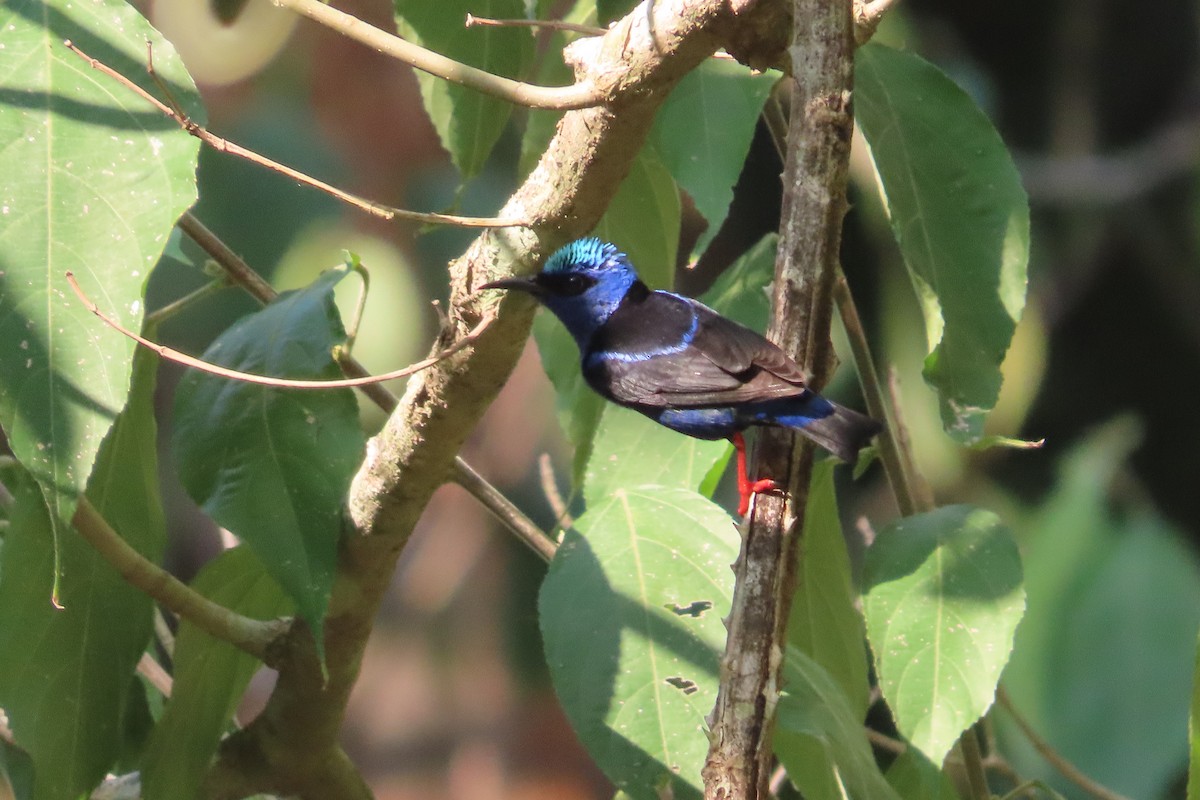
(481, 238, 882, 516)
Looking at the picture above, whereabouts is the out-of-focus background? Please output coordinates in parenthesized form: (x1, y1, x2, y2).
(141, 0, 1200, 797)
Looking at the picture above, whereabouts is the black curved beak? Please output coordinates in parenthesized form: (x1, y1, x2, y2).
(478, 276, 543, 296)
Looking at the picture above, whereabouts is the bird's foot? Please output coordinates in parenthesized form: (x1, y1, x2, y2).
(737, 478, 783, 517)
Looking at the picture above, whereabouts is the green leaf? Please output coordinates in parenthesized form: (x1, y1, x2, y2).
(698, 234, 776, 330)
(172, 268, 365, 652)
(651, 62, 777, 256)
(1, 737, 34, 800)
(885, 749, 962, 800)
(518, 0, 595, 177)
(855, 43, 1029, 442)
(395, 0, 533, 179)
(533, 312, 606, 486)
(0, 0, 201, 587)
(862, 505, 1025, 765)
(584, 406, 731, 505)
(774, 649, 902, 800)
(0, 342, 166, 800)
(540, 488, 737, 800)
(141, 547, 292, 800)
(593, 150, 681, 291)
(1191, 629, 1200, 800)
(787, 460, 870, 719)
(1000, 420, 1200, 800)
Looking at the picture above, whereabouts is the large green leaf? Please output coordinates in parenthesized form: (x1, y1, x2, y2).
(583, 405, 730, 505)
(787, 460, 870, 718)
(855, 43, 1029, 442)
(540, 488, 736, 800)
(0, 0, 200, 581)
(651, 61, 777, 256)
(862, 504, 1025, 765)
(774, 649, 902, 800)
(141, 546, 292, 800)
(0, 343, 165, 800)
(395, 0, 533, 179)
(1000, 421, 1200, 800)
(172, 268, 365, 650)
(1191, 629, 1200, 800)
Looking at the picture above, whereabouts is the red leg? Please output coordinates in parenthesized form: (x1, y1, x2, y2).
(731, 432, 781, 516)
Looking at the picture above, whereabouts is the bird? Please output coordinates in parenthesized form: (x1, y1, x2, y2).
(481, 238, 882, 516)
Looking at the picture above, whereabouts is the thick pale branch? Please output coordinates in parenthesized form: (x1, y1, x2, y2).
(272, 0, 603, 110)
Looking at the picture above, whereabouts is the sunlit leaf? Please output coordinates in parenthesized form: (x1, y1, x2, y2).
(0, 0, 200, 586)
(856, 43, 1029, 442)
(862, 504, 1025, 765)
(0, 342, 165, 800)
(541, 488, 737, 800)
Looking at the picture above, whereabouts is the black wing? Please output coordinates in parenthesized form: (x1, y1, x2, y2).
(583, 288, 810, 408)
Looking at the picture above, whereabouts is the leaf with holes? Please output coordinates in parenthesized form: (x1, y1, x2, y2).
(856, 43, 1029, 442)
(540, 488, 736, 800)
(0, 0, 200, 589)
(172, 267, 365, 653)
(862, 505, 1024, 765)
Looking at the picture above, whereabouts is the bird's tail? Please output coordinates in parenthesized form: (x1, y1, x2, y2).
(793, 402, 883, 464)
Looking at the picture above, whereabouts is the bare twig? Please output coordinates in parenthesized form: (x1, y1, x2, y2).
(271, 0, 602, 110)
(537, 453, 572, 528)
(67, 271, 493, 389)
(455, 459, 558, 562)
(64, 40, 525, 228)
(833, 273, 915, 515)
(997, 687, 1134, 800)
(465, 13, 606, 36)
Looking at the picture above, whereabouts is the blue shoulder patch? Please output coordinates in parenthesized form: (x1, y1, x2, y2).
(544, 238, 622, 272)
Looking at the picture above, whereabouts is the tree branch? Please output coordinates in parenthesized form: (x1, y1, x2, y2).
(703, 1, 856, 796)
(271, 0, 603, 110)
(71, 498, 285, 661)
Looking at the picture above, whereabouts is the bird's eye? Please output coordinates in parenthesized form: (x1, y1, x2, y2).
(539, 272, 595, 296)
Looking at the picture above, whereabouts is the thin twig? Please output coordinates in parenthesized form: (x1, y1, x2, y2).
(72, 497, 285, 661)
(465, 13, 606, 36)
(66, 270, 493, 389)
(997, 687, 1134, 800)
(537, 453, 571, 527)
(143, 277, 229, 329)
(885, 367, 936, 511)
(833, 273, 916, 515)
(137, 653, 174, 697)
(271, 0, 601, 110)
(958, 728, 993, 800)
(454, 459, 558, 562)
(64, 40, 525, 228)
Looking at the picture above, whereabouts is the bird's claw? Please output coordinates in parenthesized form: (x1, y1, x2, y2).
(737, 478, 783, 517)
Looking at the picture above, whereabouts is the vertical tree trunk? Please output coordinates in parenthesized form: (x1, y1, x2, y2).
(702, 1, 855, 797)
